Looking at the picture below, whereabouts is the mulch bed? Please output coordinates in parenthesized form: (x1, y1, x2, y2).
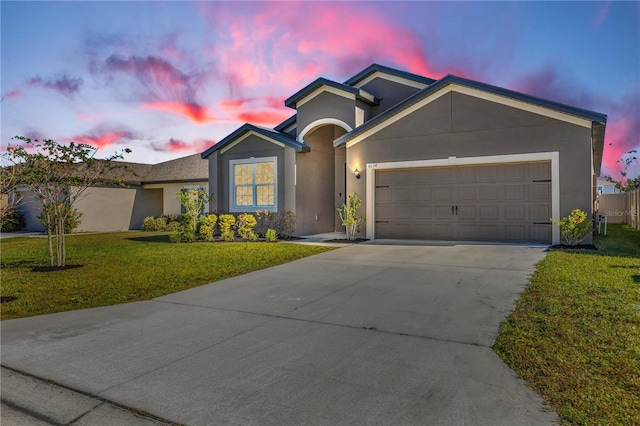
(549, 244, 597, 251)
(31, 264, 84, 273)
(323, 239, 369, 244)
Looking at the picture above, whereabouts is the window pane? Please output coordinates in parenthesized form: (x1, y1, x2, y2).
(255, 162, 274, 184)
(256, 185, 275, 206)
(234, 164, 252, 185)
(236, 186, 253, 206)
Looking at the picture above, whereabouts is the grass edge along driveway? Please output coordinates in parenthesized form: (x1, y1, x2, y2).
(493, 224, 640, 425)
(0, 231, 335, 320)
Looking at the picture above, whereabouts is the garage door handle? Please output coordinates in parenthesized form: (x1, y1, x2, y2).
(533, 179, 552, 183)
(533, 222, 552, 225)
(455, 206, 458, 215)
(452, 206, 454, 215)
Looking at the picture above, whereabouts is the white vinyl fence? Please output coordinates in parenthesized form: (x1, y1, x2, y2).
(598, 188, 640, 230)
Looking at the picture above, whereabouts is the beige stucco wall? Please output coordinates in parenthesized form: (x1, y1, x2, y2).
(143, 182, 209, 215)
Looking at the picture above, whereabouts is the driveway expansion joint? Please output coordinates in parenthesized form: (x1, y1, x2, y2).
(152, 299, 491, 348)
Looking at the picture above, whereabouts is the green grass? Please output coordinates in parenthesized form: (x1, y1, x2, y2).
(0, 232, 334, 320)
(493, 224, 640, 425)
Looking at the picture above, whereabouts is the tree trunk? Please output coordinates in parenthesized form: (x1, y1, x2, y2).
(45, 210, 54, 267)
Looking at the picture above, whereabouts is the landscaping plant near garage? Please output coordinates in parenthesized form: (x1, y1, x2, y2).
(0, 231, 334, 320)
(493, 224, 640, 424)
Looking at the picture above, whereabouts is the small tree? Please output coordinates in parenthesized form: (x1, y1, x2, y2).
(176, 188, 212, 232)
(3, 136, 132, 267)
(337, 192, 366, 241)
(551, 209, 592, 246)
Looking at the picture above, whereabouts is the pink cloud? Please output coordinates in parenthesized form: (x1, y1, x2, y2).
(66, 126, 139, 150)
(151, 138, 215, 153)
(2, 89, 22, 100)
(513, 67, 640, 179)
(142, 101, 214, 124)
(217, 96, 289, 125)
(200, 2, 435, 96)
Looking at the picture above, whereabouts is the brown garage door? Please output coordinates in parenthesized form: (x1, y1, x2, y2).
(375, 162, 552, 243)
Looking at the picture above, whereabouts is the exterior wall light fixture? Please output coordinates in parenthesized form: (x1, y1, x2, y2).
(354, 166, 361, 179)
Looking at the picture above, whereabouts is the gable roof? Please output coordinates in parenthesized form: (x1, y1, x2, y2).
(201, 123, 308, 158)
(284, 77, 378, 109)
(335, 73, 606, 155)
(343, 63, 436, 87)
(276, 63, 432, 132)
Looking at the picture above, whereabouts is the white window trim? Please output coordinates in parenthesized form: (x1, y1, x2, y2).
(365, 152, 560, 244)
(297, 118, 353, 143)
(229, 156, 278, 212)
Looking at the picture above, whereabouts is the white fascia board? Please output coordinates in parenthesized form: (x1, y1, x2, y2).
(220, 131, 285, 154)
(365, 152, 561, 245)
(352, 71, 429, 90)
(295, 85, 356, 108)
(347, 85, 592, 149)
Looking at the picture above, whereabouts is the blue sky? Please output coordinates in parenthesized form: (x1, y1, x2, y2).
(1, 1, 638, 178)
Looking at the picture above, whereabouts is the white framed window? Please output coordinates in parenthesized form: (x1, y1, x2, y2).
(229, 157, 277, 212)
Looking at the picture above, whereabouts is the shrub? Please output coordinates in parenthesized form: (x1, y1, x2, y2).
(1, 208, 26, 232)
(265, 228, 278, 242)
(236, 213, 257, 239)
(255, 210, 275, 235)
(142, 216, 168, 232)
(274, 210, 296, 238)
(166, 221, 180, 232)
(337, 192, 365, 240)
(198, 214, 217, 242)
(551, 209, 592, 246)
(221, 230, 235, 242)
(255, 210, 296, 238)
(218, 214, 236, 238)
(39, 203, 82, 234)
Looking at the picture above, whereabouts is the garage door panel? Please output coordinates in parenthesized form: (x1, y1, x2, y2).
(435, 187, 453, 201)
(479, 206, 499, 220)
(505, 163, 525, 180)
(505, 225, 525, 240)
(479, 186, 501, 200)
(375, 162, 552, 243)
(529, 205, 551, 221)
(505, 185, 525, 200)
(457, 205, 476, 220)
(376, 187, 393, 203)
(528, 162, 551, 178)
(458, 187, 476, 201)
(530, 225, 551, 242)
(416, 188, 433, 201)
(416, 223, 454, 239)
(395, 205, 415, 220)
(529, 184, 550, 200)
(506, 205, 526, 220)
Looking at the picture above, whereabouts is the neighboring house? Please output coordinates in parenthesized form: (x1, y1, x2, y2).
(18, 153, 208, 232)
(202, 64, 607, 244)
(596, 178, 622, 194)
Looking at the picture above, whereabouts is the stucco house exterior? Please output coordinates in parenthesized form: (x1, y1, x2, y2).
(19, 153, 208, 232)
(202, 64, 607, 244)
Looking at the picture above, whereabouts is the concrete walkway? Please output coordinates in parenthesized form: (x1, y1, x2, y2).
(1, 242, 557, 425)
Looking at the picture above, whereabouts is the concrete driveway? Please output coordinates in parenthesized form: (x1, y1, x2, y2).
(1, 242, 557, 425)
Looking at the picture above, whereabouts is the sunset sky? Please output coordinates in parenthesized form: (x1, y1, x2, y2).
(1, 1, 638, 179)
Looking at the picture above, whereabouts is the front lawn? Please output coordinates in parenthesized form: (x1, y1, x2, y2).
(493, 224, 640, 424)
(0, 232, 334, 320)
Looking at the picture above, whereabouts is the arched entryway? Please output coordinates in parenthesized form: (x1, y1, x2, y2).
(296, 120, 350, 234)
